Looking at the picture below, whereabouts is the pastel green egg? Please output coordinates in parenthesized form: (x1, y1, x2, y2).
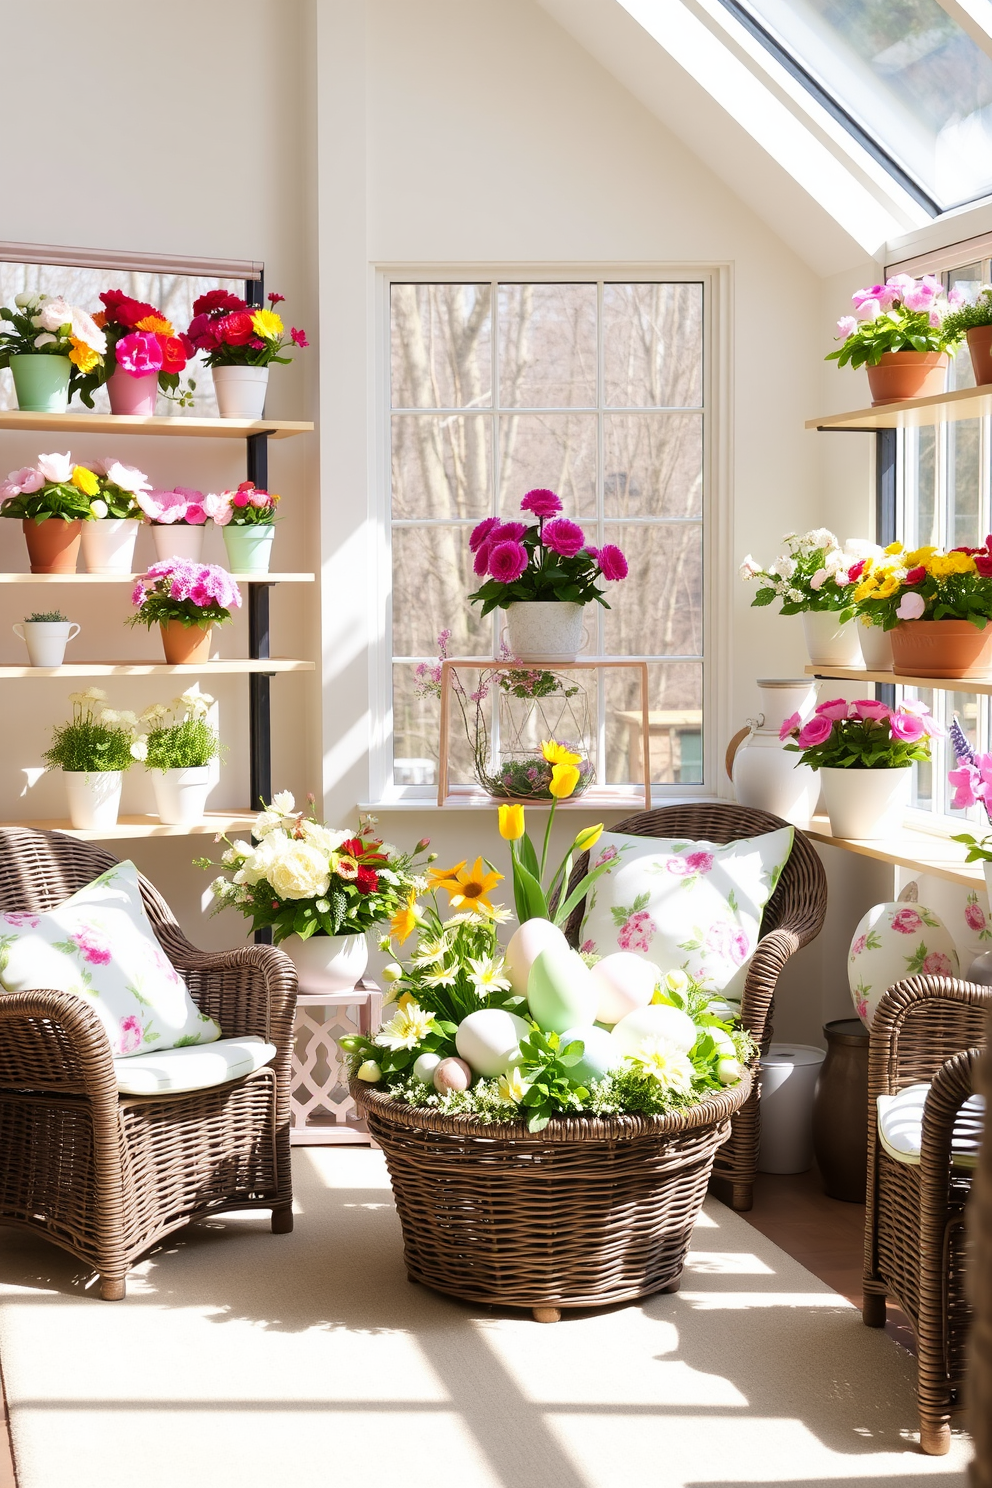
(526, 945, 598, 1033)
(505, 917, 569, 995)
(559, 1024, 624, 1084)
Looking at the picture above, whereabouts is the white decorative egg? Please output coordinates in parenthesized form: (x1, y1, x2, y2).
(559, 1024, 624, 1084)
(590, 952, 659, 1025)
(612, 1002, 698, 1057)
(526, 945, 599, 1033)
(413, 1051, 442, 1084)
(848, 901, 960, 1029)
(455, 1008, 532, 1077)
(505, 918, 569, 995)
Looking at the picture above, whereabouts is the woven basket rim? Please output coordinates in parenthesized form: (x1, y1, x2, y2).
(352, 1069, 751, 1142)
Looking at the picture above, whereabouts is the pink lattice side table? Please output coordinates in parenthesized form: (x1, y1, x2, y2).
(290, 978, 383, 1145)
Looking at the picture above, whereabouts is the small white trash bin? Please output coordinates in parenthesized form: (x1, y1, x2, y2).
(758, 1043, 826, 1174)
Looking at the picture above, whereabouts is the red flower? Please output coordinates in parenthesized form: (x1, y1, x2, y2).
(159, 336, 189, 372)
(268, 292, 286, 305)
(290, 326, 309, 347)
(905, 565, 926, 584)
(339, 837, 365, 858)
(216, 311, 255, 346)
(249, 337, 266, 349)
(99, 290, 157, 328)
(976, 555, 992, 577)
(187, 313, 219, 351)
(848, 558, 867, 582)
(192, 290, 246, 317)
(355, 866, 379, 895)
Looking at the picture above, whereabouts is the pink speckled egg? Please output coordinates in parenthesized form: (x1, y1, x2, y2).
(433, 1056, 472, 1093)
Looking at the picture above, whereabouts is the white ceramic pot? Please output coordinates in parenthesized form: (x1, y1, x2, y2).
(212, 365, 269, 420)
(504, 601, 584, 662)
(732, 733, 820, 827)
(847, 901, 959, 1028)
(12, 619, 79, 667)
(284, 932, 369, 993)
(751, 677, 818, 733)
(151, 524, 206, 564)
(819, 765, 911, 840)
(80, 518, 141, 575)
(63, 770, 123, 830)
(802, 610, 862, 668)
(858, 620, 894, 671)
(150, 766, 212, 826)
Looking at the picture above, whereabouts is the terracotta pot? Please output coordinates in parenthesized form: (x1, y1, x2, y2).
(891, 618, 992, 678)
(159, 620, 213, 664)
(968, 325, 992, 387)
(22, 518, 81, 574)
(865, 351, 948, 406)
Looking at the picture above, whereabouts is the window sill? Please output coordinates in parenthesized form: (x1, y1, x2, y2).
(805, 813, 985, 887)
(361, 789, 719, 813)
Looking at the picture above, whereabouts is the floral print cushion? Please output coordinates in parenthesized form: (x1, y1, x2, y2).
(577, 827, 794, 998)
(0, 860, 221, 1057)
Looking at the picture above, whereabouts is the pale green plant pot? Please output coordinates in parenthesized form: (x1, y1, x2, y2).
(222, 523, 275, 573)
(9, 354, 71, 412)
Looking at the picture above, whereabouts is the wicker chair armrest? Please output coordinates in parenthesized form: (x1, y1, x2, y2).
(869, 975, 992, 1101)
(148, 926, 298, 1050)
(920, 1046, 983, 1175)
(737, 926, 803, 1047)
(0, 989, 118, 1103)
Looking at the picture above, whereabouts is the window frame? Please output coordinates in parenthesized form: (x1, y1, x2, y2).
(368, 262, 733, 807)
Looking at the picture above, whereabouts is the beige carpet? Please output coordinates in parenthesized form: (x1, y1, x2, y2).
(0, 1148, 973, 1488)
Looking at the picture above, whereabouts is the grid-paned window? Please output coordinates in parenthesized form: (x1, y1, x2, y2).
(386, 279, 706, 797)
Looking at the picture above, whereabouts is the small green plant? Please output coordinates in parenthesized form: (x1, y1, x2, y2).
(944, 286, 992, 339)
(140, 691, 221, 771)
(44, 689, 143, 774)
(25, 610, 67, 623)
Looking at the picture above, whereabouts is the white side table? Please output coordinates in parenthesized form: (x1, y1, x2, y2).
(290, 978, 383, 1145)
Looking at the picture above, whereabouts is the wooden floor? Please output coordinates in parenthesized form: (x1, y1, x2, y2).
(0, 1165, 910, 1487)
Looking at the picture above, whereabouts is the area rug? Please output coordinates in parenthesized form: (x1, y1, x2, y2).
(0, 1148, 973, 1488)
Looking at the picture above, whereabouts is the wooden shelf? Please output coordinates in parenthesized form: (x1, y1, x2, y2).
(807, 383, 992, 432)
(804, 663, 992, 695)
(0, 571, 314, 584)
(0, 411, 313, 439)
(0, 659, 314, 677)
(805, 814, 984, 887)
(3, 810, 259, 842)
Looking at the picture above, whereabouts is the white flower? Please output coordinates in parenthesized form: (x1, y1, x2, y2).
(33, 332, 57, 349)
(844, 539, 880, 560)
(271, 790, 295, 815)
(808, 527, 839, 551)
(738, 554, 761, 580)
(34, 297, 72, 333)
(36, 451, 72, 484)
(130, 737, 148, 761)
(381, 962, 404, 983)
(774, 555, 796, 580)
(14, 292, 42, 310)
(630, 1037, 695, 1092)
(411, 934, 450, 967)
(498, 1066, 531, 1103)
(357, 1060, 382, 1082)
(103, 459, 150, 494)
(487, 904, 513, 924)
(139, 703, 168, 725)
(376, 1001, 436, 1051)
(69, 305, 106, 355)
(422, 965, 459, 988)
(267, 841, 331, 900)
(663, 968, 689, 997)
(253, 810, 283, 838)
(89, 499, 108, 519)
(82, 686, 107, 702)
(786, 588, 805, 605)
(210, 875, 232, 899)
(717, 1057, 743, 1085)
(299, 820, 350, 854)
(98, 708, 119, 725)
(466, 955, 512, 996)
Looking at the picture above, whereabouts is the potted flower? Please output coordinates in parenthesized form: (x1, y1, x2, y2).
(740, 529, 865, 667)
(186, 290, 308, 419)
(197, 796, 430, 990)
(0, 453, 95, 572)
(128, 560, 241, 664)
(948, 719, 992, 919)
(781, 697, 939, 839)
(13, 609, 80, 667)
(135, 486, 211, 563)
(140, 688, 221, 825)
(208, 481, 280, 572)
(943, 283, 992, 387)
(76, 290, 194, 415)
(79, 458, 151, 574)
(0, 292, 106, 411)
(468, 488, 628, 661)
(852, 539, 992, 679)
(843, 543, 907, 670)
(43, 688, 146, 830)
(826, 274, 964, 405)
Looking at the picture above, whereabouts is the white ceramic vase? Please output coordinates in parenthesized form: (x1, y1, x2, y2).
(731, 678, 820, 826)
(81, 518, 141, 575)
(212, 365, 269, 420)
(63, 770, 123, 830)
(151, 524, 206, 564)
(802, 610, 862, 668)
(284, 932, 369, 993)
(504, 601, 584, 661)
(13, 619, 79, 667)
(858, 619, 894, 671)
(150, 766, 212, 825)
(819, 765, 911, 840)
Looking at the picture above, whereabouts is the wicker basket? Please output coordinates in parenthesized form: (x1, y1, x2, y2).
(355, 1073, 751, 1322)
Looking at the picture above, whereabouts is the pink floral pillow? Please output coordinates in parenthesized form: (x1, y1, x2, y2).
(0, 860, 220, 1057)
(577, 827, 794, 999)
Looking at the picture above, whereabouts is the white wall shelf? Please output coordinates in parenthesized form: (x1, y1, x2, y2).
(805, 814, 984, 888)
(0, 411, 313, 439)
(0, 659, 313, 677)
(0, 811, 259, 842)
(804, 664, 992, 695)
(806, 384, 992, 433)
(0, 572, 315, 584)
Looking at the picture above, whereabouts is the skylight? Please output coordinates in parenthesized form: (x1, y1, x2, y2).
(722, 0, 992, 212)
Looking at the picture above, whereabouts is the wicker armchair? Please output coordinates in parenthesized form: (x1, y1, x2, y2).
(563, 804, 827, 1212)
(0, 827, 297, 1300)
(969, 1020, 992, 1488)
(863, 975, 990, 1455)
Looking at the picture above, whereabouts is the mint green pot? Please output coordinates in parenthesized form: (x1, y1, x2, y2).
(9, 354, 72, 412)
(222, 523, 275, 573)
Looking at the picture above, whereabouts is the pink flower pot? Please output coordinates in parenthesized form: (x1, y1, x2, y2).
(107, 368, 158, 416)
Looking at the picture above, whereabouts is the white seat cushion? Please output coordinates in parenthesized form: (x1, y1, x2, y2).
(114, 1035, 277, 1095)
(877, 1083, 985, 1169)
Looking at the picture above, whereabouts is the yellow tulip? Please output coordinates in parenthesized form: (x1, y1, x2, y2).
(252, 308, 284, 340)
(549, 763, 580, 799)
(906, 546, 937, 567)
(541, 738, 582, 768)
(498, 803, 525, 841)
(71, 465, 100, 497)
(573, 822, 603, 854)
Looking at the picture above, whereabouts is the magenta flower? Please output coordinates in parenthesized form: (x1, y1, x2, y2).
(473, 543, 491, 576)
(730, 931, 750, 965)
(598, 543, 628, 581)
(470, 517, 499, 552)
(488, 540, 528, 584)
(850, 934, 867, 958)
(685, 851, 713, 874)
(116, 331, 164, 377)
(117, 1015, 143, 1055)
(852, 698, 891, 722)
(890, 712, 926, 743)
(520, 488, 562, 519)
(815, 698, 851, 721)
(797, 715, 833, 748)
(290, 327, 309, 347)
(950, 760, 991, 808)
(71, 926, 113, 965)
(891, 907, 923, 935)
(542, 517, 586, 558)
(779, 711, 801, 741)
(491, 520, 528, 545)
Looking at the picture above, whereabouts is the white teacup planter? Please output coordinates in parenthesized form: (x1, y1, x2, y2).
(13, 619, 80, 667)
(801, 610, 862, 668)
(63, 770, 123, 830)
(284, 932, 369, 993)
(150, 767, 212, 826)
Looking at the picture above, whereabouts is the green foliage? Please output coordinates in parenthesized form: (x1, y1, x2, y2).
(44, 717, 136, 773)
(26, 610, 67, 623)
(943, 289, 992, 338)
(127, 593, 232, 630)
(1, 482, 92, 523)
(826, 307, 962, 369)
(951, 831, 992, 863)
(145, 717, 220, 770)
(785, 716, 933, 771)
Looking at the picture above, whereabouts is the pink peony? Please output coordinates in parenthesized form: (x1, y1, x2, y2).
(966, 901, 987, 933)
(488, 540, 528, 584)
(897, 591, 926, 621)
(542, 517, 586, 558)
(852, 698, 891, 722)
(521, 488, 562, 518)
(117, 1014, 143, 1055)
(470, 517, 499, 552)
(922, 951, 954, 976)
(890, 712, 925, 743)
(617, 909, 657, 953)
(665, 855, 691, 876)
(891, 907, 923, 935)
(116, 331, 164, 376)
(71, 925, 112, 965)
(779, 711, 801, 741)
(797, 715, 833, 748)
(685, 851, 713, 874)
(730, 931, 750, 965)
(815, 698, 851, 721)
(598, 543, 628, 582)
(850, 934, 867, 958)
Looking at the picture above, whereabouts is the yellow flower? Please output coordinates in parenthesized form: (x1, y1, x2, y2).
(444, 857, 503, 914)
(573, 822, 603, 854)
(71, 465, 100, 497)
(134, 314, 174, 336)
(549, 763, 581, 799)
(906, 546, 937, 567)
(67, 337, 100, 374)
(251, 308, 284, 340)
(498, 1066, 531, 1104)
(541, 738, 582, 767)
(947, 550, 977, 574)
(427, 861, 466, 893)
(390, 887, 419, 944)
(377, 1000, 437, 1051)
(874, 575, 900, 598)
(498, 803, 525, 841)
(884, 542, 904, 555)
(853, 577, 878, 602)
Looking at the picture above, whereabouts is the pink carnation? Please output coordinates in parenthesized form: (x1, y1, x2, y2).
(520, 488, 562, 519)
(598, 543, 628, 582)
(470, 517, 499, 552)
(115, 331, 163, 376)
(488, 540, 528, 584)
(542, 517, 586, 558)
(490, 520, 528, 545)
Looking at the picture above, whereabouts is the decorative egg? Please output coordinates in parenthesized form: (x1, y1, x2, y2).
(504, 918, 569, 996)
(413, 1051, 443, 1084)
(559, 1024, 624, 1084)
(848, 901, 960, 1029)
(590, 952, 659, 1025)
(527, 945, 599, 1033)
(455, 1009, 532, 1077)
(433, 1057, 472, 1093)
(612, 1002, 698, 1057)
